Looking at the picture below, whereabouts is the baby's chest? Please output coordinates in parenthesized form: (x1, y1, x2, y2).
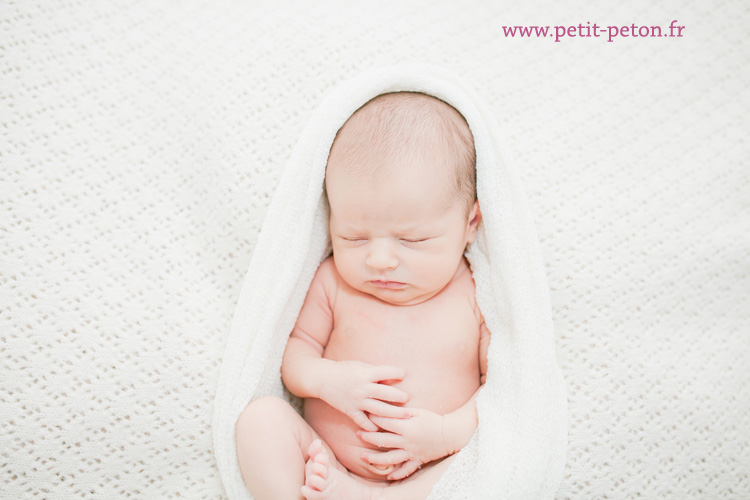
(324, 295, 480, 369)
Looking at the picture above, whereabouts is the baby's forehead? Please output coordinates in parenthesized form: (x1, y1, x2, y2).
(325, 91, 476, 214)
(325, 138, 456, 194)
(328, 93, 468, 172)
(336, 92, 465, 143)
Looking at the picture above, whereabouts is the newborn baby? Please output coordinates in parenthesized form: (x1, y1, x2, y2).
(235, 92, 491, 500)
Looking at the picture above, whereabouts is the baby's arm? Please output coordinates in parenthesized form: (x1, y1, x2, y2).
(443, 312, 491, 452)
(281, 260, 335, 398)
(360, 312, 491, 479)
(281, 259, 411, 431)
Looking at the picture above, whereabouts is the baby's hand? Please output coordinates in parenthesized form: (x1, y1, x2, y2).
(358, 407, 450, 480)
(319, 360, 411, 432)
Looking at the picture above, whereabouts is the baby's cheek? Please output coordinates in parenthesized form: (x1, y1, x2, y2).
(333, 256, 365, 290)
(423, 254, 457, 282)
(331, 252, 352, 275)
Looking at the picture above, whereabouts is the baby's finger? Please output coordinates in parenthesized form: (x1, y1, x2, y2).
(357, 429, 403, 449)
(372, 365, 406, 383)
(362, 400, 411, 419)
(362, 449, 410, 466)
(369, 383, 410, 404)
(349, 410, 379, 432)
(368, 415, 406, 434)
(387, 459, 421, 480)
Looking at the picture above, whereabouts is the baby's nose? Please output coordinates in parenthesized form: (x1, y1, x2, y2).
(365, 240, 398, 270)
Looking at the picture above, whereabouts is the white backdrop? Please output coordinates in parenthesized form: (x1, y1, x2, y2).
(1, 1, 748, 498)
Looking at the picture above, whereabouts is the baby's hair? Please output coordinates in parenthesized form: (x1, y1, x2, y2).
(326, 91, 476, 214)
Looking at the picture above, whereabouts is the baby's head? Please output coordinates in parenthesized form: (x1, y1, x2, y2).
(325, 92, 481, 306)
(327, 92, 476, 217)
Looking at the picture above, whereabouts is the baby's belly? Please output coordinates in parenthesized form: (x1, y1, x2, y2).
(305, 282, 482, 480)
(304, 398, 388, 480)
(303, 356, 480, 481)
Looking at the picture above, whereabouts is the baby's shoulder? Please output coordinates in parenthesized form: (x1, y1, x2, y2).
(451, 258, 477, 296)
(312, 256, 338, 285)
(310, 256, 342, 298)
(315, 255, 336, 276)
(454, 259, 483, 324)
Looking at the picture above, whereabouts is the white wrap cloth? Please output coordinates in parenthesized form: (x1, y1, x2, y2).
(213, 64, 568, 499)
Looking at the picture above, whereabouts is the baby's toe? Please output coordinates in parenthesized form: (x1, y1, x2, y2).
(312, 448, 330, 468)
(304, 457, 317, 482)
(306, 472, 327, 491)
(303, 439, 336, 495)
(307, 438, 325, 459)
(301, 484, 326, 500)
(311, 461, 327, 478)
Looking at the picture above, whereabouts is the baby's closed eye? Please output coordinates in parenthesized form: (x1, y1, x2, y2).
(399, 237, 430, 244)
(337, 236, 369, 247)
(336, 235, 432, 245)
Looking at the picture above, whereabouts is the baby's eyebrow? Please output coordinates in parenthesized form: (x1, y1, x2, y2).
(336, 227, 365, 235)
(394, 222, 422, 233)
(398, 222, 439, 235)
(331, 220, 362, 231)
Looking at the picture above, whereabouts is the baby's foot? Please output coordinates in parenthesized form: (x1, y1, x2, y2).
(301, 439, 379, 500)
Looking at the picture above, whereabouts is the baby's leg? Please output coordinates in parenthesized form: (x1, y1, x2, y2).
(235, 395, 347, 500)
(380, 454, 457, 500)
(303, 439, 457, 500)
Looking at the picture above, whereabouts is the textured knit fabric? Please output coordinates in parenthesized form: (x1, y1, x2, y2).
(1, 1, 748, 499)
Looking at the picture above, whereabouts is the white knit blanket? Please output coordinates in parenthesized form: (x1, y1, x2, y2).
(2, 1, 748, 499)
(212, 65, 568, 499)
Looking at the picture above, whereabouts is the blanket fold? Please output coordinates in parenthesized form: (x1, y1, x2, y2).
(213, 64, 568, 499)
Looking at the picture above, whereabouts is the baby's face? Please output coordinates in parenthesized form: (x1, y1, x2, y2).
(327, 159, 480, 307)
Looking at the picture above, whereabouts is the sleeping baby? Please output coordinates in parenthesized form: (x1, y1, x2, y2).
(235, 91, 491, 500)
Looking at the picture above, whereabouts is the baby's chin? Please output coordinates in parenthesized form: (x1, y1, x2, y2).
(363, 285, 437, 306)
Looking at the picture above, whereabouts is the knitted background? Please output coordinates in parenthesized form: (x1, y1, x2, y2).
(1, 1, 748, 499)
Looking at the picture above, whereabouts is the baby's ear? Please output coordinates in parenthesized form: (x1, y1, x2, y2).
(466, 201, 482, 244)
